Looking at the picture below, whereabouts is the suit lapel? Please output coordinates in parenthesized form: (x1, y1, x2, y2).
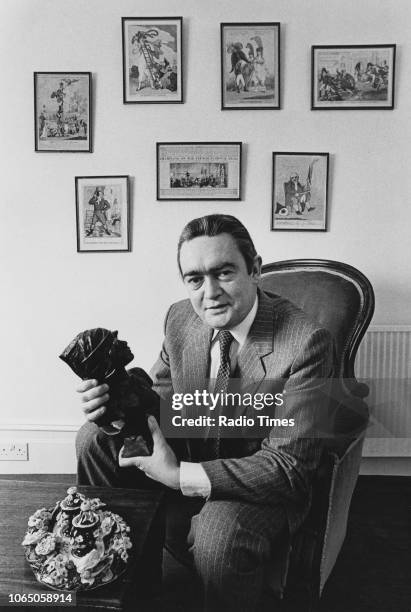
(182, 316, 213, 393)
(237, 290, 275, 390)
(180, 290, 277, 393)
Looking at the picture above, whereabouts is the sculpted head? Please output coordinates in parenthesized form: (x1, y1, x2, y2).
(177, 215, 261, 330)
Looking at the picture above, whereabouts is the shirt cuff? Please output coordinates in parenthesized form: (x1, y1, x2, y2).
(180, 461, 211, 498)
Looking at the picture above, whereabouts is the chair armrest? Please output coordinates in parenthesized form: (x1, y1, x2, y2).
(325, 385, 369, 458)
(280, 432, 366, 603)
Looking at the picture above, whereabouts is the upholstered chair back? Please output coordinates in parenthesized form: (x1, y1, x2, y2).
(261, 259, 374, 382)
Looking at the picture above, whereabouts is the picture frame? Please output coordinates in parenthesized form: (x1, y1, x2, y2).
(271, 152, 329, 232)
(122, 16, 183, 104)
(34, 72, 92, 152)
(156, 142, 242, 201)
(220, 22, 280, 110)
(75, 176, 130, 252)
(311, 44, 396, 110)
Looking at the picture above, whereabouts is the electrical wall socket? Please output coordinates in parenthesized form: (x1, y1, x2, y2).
(0, 442, 29, 461)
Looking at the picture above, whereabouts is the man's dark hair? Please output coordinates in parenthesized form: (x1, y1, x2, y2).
(177, 214, 257, 275)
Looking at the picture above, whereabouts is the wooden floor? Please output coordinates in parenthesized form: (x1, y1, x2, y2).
(2, 475, 410, 611)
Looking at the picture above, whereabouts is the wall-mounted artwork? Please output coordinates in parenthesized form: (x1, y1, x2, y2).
(122, 17, 183, 103)
(75, 176, 130, 252)
(34, 72, 92, 152)
(272, 152, 329, 231)
(157, 142, 242, 200)
(220, 22, 280, 110)
(312, 44, 396, 110)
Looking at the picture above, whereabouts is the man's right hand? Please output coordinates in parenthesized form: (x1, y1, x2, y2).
(76, 380, 110, 422)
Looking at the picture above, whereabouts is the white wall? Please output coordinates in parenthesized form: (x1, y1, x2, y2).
(1, 0, 410, 472)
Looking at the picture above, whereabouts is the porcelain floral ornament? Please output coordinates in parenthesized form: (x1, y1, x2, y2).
(22, 487, 132, 591)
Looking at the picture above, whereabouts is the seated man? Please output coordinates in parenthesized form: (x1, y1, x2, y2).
(76, 214, 334, 612)
(284, 173, 308, 215)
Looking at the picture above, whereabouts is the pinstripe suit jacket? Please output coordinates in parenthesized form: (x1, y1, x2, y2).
(150, 289, 334, 532)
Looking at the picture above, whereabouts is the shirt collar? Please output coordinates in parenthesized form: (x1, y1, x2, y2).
(211, 295, 258, 349)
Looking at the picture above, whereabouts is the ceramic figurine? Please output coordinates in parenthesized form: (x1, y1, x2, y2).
(55, 487, 85, 537)
(71, 501, 100, 557)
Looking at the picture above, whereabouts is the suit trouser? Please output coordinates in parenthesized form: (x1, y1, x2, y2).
(76, 422, 288, 612)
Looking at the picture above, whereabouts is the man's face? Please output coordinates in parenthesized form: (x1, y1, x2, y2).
(179, 234, 261, 329)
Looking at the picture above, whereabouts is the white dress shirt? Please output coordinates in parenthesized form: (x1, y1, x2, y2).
(180, 296, 258, 497)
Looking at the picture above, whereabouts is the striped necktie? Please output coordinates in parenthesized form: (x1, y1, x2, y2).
(214, 330, 234, 393)
(205, 330, 234, 459)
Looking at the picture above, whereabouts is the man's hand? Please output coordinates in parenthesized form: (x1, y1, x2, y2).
(76, 379, 109, 422)
(119, 416, 180, 490)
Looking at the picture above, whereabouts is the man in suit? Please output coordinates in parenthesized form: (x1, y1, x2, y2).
(76, 214, 334, 611)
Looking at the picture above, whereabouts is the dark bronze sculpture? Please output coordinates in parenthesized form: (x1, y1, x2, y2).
(60, 328, 159, 456)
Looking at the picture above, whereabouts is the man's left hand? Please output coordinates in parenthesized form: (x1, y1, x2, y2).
(119, 416, 180, 490)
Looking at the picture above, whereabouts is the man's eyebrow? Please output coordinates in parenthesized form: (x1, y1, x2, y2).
(183, 262, 236, 279)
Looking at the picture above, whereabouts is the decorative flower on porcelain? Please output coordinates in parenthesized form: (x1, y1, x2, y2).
(22, 487, 132, 591)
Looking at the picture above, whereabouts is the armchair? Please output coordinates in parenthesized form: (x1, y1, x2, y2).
(260, 259, 374, 611)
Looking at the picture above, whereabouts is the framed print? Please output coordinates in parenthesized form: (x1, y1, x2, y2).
(312, 44, 396, 110)
(221, 22, 280, 110)
(157, 142, 242, 201)
(75, 176, 130, 252)
(34, 72, 92, 152)
(122, 17, 183, 103)
(271, 152, 329, 231)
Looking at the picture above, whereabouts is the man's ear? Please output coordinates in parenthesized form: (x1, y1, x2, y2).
(251, 255, 262, 282)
